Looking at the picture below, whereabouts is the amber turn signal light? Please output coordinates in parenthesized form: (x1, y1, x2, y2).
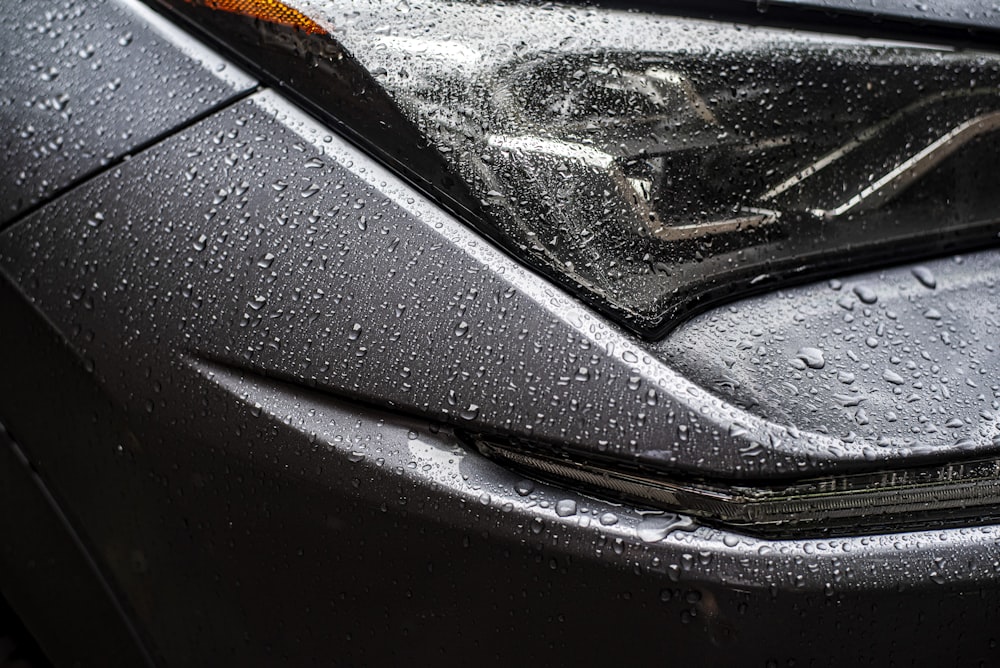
(183, 0, 325, 34)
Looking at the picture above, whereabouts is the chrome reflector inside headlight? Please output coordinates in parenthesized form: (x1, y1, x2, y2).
(155, 0, 1000, 335)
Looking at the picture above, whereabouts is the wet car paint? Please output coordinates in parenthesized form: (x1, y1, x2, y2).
(2, 0, 1000, 665)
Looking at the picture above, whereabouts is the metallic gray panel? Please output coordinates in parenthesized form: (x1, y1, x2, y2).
(2, 270, 1000, 664)
(2, 89, 1000, 664)
(0, 0, 254, 224)
(0, 89, 945, 481)
(662, 254, 1000, 456)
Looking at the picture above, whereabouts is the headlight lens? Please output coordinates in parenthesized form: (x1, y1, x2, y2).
(158, 0, 1000, 335)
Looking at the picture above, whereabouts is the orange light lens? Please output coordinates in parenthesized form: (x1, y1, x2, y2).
(185, 0, 326, 35)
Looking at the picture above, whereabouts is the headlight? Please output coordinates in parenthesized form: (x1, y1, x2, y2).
(151, 0, 1000, 336)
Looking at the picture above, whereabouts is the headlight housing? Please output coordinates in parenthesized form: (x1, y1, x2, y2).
(156, 0, 1000, 336)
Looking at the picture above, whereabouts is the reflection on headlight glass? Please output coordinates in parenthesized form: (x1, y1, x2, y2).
(168, 0, 1000, 334)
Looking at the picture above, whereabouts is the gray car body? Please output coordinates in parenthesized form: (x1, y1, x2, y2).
(2, 0, 1000, 665)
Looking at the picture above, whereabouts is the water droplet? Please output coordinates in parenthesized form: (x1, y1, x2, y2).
(637, 514, 694, 543)
(882, 369, 905, 385)
(912, 265, 937, 289)
(853, 284, 877, 304)
(555, 499, 577, 517)
(795, 347, 826, 369)
(514, 480, 534, 496)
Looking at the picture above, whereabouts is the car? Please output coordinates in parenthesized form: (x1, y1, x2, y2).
(3, 0, 1000, 664)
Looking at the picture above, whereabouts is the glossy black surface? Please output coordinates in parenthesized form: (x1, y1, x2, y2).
(585, 0, 1000, 51)
(772, 0, 1000, 32)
